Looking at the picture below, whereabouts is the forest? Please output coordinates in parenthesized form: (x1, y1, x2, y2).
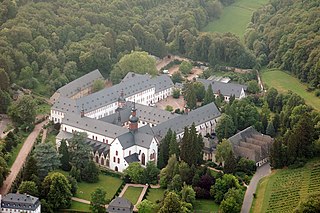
(245, 0, 320, 89)
(0, 0, 255, 96)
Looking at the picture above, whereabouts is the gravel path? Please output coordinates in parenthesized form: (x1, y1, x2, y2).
(241, 163, 271, 213)
(0, 120, 48, 195)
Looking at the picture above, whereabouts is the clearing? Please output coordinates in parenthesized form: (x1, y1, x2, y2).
(261, 69, 320, 111)
(202, 0, 268, 39)
(145, 188, 165, 203)
(122, 186, 144, 205)
(75, 174, 123, 201)
(251, 159, 320, 212)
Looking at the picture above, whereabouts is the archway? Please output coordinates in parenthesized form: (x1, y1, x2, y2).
(115, 166, 118, 172)
(95, 156, 99, 163)
(101, 158, 104, 166)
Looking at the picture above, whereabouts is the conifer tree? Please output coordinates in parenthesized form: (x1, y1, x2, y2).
(23, 156, 38, 181)
(203, 84, 215, 105)
(59, 139, 71, 171)
(266, 122, 275, 137)
(223, 151, 237, 174)
(158, 129, 172, 169)
(169, 131, 180, 158)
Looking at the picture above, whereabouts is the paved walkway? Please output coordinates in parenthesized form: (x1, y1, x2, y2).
(0, 120, 48, 195)
(71, 197, 109, 208)
(241, 163, 271, 213)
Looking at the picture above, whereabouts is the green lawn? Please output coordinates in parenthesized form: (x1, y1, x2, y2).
(36, 103, 51, 115)
(68, 201, 90, 212)
(76, 174, 123, 201)
(194, 199, 220, 213)
(251, 159, 320, 212)
(123, 186, 143, 205)
(202, 0, 268, 39)
(146, 188, 165, 203)
(7, 141, 24, 168)
(261, 69, 320, 111)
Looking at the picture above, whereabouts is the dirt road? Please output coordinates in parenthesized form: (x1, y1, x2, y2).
(0, 120, 48, 195)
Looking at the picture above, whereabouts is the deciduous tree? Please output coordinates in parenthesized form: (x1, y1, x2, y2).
(90, 187, 108, 213)
(18, 181, 39, 196)
(8, 95, 36, 126)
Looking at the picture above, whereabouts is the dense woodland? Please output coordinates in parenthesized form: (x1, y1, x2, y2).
(245, 0, 320, 89)
(0, 0, 255, 97)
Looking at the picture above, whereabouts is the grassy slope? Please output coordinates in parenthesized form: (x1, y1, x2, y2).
(261, 69, 320, 111)
(76, 174, 123, 201)
(202, 0, 268, 39)
(123, 186, 143, 205)
(146, 188, 165, 203)
(251, 159, 320, 212)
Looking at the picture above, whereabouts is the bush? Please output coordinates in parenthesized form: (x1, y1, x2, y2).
(315, 89, 320, 97)
(165, 105, 173, 112)
(172, 89, 180, 99)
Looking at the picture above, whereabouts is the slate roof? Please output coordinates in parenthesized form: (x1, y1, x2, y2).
(152, 102, 221, 140)
(56, 69, 104, 98)
(124, 153, 140, 164)
(197, 78, 247, 98)
(52, 96, 79, 113)
(116, 131, 154, 149)
(107, 197, 133, 213)
(1, 193, 40, 211)
(86, 139, 110, 156)
(62, 113, 128, 139)
(228, 126, 273, 162)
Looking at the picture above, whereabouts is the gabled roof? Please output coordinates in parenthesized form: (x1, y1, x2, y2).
(62, 113, 128, 139)
(152, 102, 221, 140)
(107, 197, 133, 213)
(197, 78, 247, 98)
(1, 193, 40, 211)
(56, 69, 104, 98)
(116, 131, 154, 150)
(52, 96, 79, 113)
(124, 153, 140, 164)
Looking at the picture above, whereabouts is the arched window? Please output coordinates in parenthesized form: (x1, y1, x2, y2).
(95, 156, 99, 163)
(115, 166, 118, 172)
(113, 157, 116, 162)
(118, 158, 120, 164)
(141, 153, 145, 166)
(116, 151, 118, 156)
(101, 158, 104, 166)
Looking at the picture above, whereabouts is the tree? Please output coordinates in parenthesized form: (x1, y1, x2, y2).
(223, 151, 237, 174)
(123, 162, 145, 184)
(158, 129, 172, 169)
(90, 187, 108, 213)
(216, 114, 236, 141)
(66, 175, 78, 195)
(159, 192, 182, 213)
(169, 132, 180, 158)
(0, 89, 11, 113)
(137, 200, 157, 213)
(0, 68, 10, 91)
(59, 139, 71, 171)
(184, 86, 197, 110)
(215, 139, 233, 165)
(144, 161, 160, 184)
(193, 82, 206, 102)
(33, 143, 61, 179)
(246, 80, 260, 94)
(210, 174, 241, 204)
(0, 156, 9, 187)
(23, 156, 38, 181)
(92, 79, 105, 92)
(236, 158, 256, 175)
(294, 192, 320, 213)
(265, 88, 278, 111)
(179, 161, 192, 185)
(203, 84, 215, 105)
(172, 89, 180, 99)
(168, 174, 183, 192)
(180, 124, 203, 166)
(181, 184, 196, 204)
(171, 71, 183, 84)
(266, 122, 276, 137)
(42, 172, 72, 210)
(110, 51, 157, 84)
(220, 188, 244, 213)
(179, 61, 193, 75)
(18, 181, 39, 196)
(8, 95, 36, 126)
(82, 160, 99, 183)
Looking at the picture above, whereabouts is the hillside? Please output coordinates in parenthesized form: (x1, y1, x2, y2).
(251, 159, 320, 212)
(245, 0, 320, 89)
(202, 0, 268, 39)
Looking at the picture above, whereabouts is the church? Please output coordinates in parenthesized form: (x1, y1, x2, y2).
(50, 70, 221, 172)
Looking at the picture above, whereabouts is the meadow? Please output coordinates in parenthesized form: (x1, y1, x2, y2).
(202, 0, 268, 39)
(261, 69, 320, 111)
(251, 159, 320, 212)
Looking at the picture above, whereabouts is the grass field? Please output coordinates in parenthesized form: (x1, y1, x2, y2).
(122, 186, 143, 205)
(68, 201, 90, 212)
(146, 188, 165, 203)
(194, 199, 220, 213)
(261, 69, 320, 111)
(202, 0, 268, 39)
(251, 159, 320, 212)
(76, 174, 123, 201)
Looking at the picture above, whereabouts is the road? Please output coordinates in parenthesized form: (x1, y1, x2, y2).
(0, 120, 48, 195)
(241, 162, 271, 213)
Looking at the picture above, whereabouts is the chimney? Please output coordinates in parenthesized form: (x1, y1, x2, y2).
(80, 109, 84, 117)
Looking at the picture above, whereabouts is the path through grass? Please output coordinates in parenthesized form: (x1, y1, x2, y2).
(123, 186, 143, 205)
(261, 69, 320, 111)
(251, 159, 320, 212)
(202, 0, 268, 39)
